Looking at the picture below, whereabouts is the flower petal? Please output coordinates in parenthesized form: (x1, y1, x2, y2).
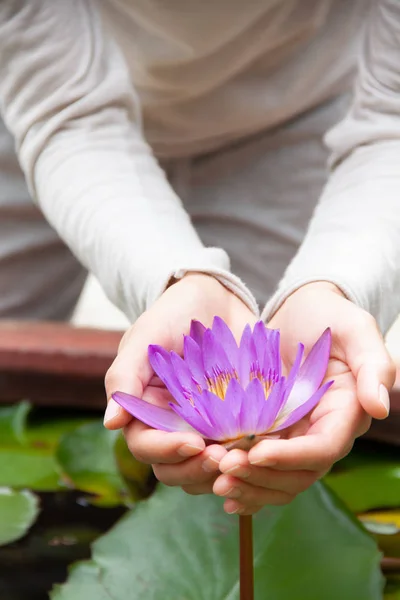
(239, 377, 266, 435)
(112, 391, 194, 433)
(285, 329, 331, 411)
(211, 316, 239, 370)
(148, 344, 171, 366)
(170, 401, 217, 439)
(256, 376, 287, 433)
(238, 324, 257, 387)
(271, 380, 334, 432)
(170, 351, 198, 396)
(281, 343, 305, 407)
(148, 348, 186, 404)
(196, 389, 240, 441)
(253, 323, 281, 379)
(224, 377, 246, 421)
(190, 320, 207, 347)
(202, 329, 234, 378)
(183, 336, 205, 385)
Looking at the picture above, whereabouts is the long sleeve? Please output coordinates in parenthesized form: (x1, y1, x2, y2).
(0, 1, 258, 322)
(263, 0, 400, 334)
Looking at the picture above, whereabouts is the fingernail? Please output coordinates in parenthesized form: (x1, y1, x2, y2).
(202, 456, 220, 472)
(226, 506, 241, 514)
(225, 466, 251, 478)
(178, 444, 204, 457)
(249, 457, 277, 467)
(379, 384, 390, 416)
(223, 487, 241, 499)
(103, 399, 121, 424)
(226, 506, 245, 515)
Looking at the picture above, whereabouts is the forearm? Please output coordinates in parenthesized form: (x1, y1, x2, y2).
(263, 0, 400, 334)
(0, 1, 258, 320)
(263, 140, 400, 333)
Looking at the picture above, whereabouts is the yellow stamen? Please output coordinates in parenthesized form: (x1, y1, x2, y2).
(249, 369, 272, 399)
(206, 370, 238, 399)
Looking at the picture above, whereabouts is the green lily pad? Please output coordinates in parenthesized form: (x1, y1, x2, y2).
(0, 404, 95, 492)
(0, 488, 39, 545)
(358, 511, 400, 558)
(0, 401, 31, 445)
(0, 403, 62, 490)
(51, 482, 383, 600)
(325, 463, 400, 513)
(114, 434, 152, 500)
(56, 422, 130, 506)
(51, 562, 113, 600)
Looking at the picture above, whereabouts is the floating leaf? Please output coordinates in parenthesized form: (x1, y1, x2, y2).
(325, 463, 400, 513)
(0, 488, 39, 545)
(0, 403, 62, 490)
(51, 562, 112, 600)
(0, 404, 95, 492)
(360, 511, 400, 535)
(114, 434, 152, 500)
(52, 483, 383, 600)
(0, 401, 31, 445)
(56, 422, 130, 506)
(359, 511, 400, 559)
(26, 413, 94, 450)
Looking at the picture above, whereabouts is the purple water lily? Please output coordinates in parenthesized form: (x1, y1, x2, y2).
(113, 318, 333, 446)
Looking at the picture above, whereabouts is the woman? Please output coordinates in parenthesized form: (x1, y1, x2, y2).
(0, 0, 397, 515)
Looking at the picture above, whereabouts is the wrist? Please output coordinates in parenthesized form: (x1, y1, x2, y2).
(294, 281, 346, 298)
(279, 281, 346, 314)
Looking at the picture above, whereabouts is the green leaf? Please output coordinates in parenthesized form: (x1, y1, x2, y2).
(325, 463, 400, 513)
(358, 511, 400, 558)
(0, 488, 39, 545)
(51, 562, 113, 600)
(0, 403, 63, 490)
(52, 483, 383, 600)
(0, 448, 62, 490)
(26, 414, 94, 450)
(0, 403, 96, 492)
(0, 401, 31, 445)
(114, 434, 152, 500)
(56, 422, 130, 506)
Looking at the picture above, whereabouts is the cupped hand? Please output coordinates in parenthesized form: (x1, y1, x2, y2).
(212, 282, 396, 515)
(104, 273, 257, 495)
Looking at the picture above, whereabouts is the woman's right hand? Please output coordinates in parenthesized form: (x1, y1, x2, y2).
(104, 273, 257, 495)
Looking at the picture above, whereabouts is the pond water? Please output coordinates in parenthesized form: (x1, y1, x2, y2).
(0, 491, 125, 600)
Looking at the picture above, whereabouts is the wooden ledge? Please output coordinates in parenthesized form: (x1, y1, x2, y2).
(0, 321, 123, 378)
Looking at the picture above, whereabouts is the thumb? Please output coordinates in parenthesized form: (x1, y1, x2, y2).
(104, 320, 155, 430)
(343, 313, 396, 419)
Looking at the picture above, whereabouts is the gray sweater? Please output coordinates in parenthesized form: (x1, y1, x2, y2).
(0, 0, 399, 331)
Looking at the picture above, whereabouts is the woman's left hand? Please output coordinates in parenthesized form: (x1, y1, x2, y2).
(212, 282, 395, 515)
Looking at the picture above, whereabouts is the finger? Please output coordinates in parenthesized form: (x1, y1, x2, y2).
(341, 311, 396, 419)
(124, 419, 205, 464)
(248, 395, 364, 472)
(153, 444, 227, 486)
(248, 432, 353, 472)
(219, 462, 319, 495)
(213, 475, 294, 508)
(181, 480, 217, 496)
(223, 501, 264, 516)
(103, 398, 133, 430)
(104, 317, 164, 430)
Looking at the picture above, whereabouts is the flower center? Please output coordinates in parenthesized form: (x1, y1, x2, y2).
(206, 368, 238, 399)
(249, 365, 278, 398)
